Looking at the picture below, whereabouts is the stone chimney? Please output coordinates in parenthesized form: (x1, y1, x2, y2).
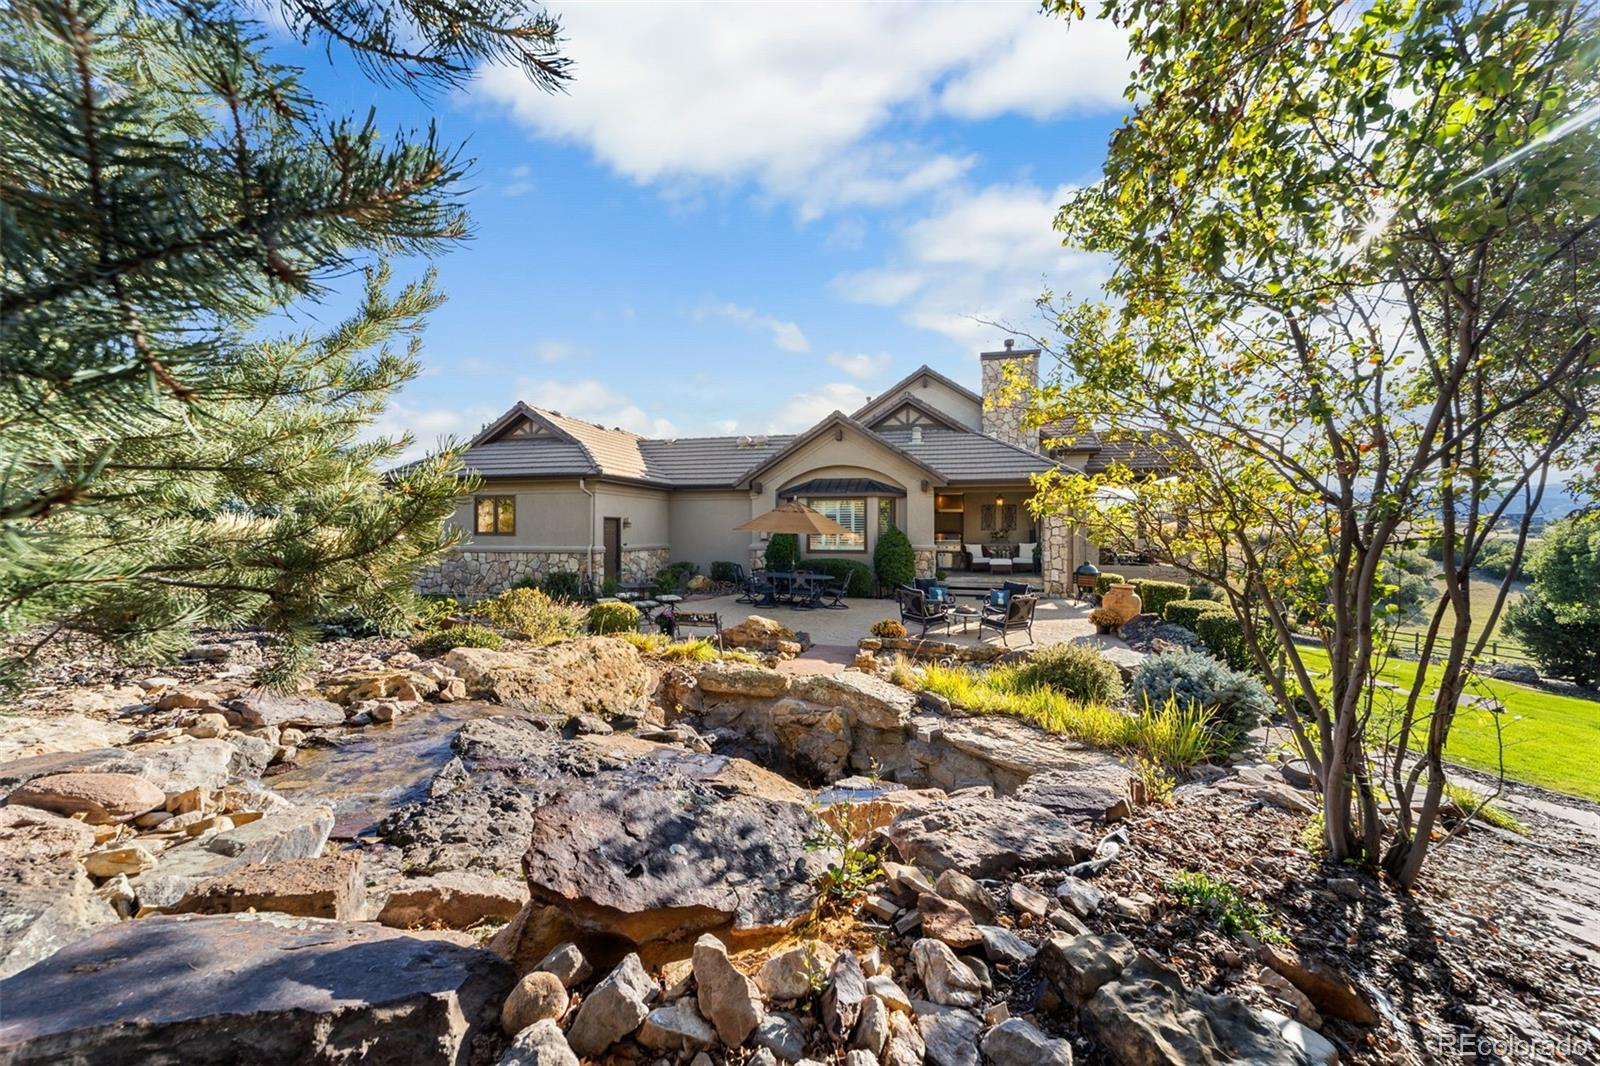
(980, 338, 1040, 451)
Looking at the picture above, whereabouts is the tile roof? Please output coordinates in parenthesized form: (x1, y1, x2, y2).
(875, 428, 1056, 482)
(458, 399, 1170, 487)
(638, 434, 794, 487)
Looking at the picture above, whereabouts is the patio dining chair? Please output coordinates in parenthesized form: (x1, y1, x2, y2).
(817, 576, 849, 609)
(897, 585, 951, 637)
(738, 571, 769, 605)
(979, 593, 1038, 646)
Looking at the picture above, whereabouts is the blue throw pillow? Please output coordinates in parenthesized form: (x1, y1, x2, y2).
(927, 587, 947, 602)
(988, 589, 1011, 608)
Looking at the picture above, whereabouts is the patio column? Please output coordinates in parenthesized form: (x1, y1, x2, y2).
(1040, 511, 1074, 595)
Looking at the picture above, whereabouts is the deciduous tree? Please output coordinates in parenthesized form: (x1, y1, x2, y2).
(1028, 0, 1598, 886)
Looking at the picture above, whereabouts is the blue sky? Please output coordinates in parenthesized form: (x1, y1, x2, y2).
(276, 2, 1132, 455)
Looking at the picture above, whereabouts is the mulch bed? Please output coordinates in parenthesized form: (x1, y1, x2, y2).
(1080, 782, 1600, 1065)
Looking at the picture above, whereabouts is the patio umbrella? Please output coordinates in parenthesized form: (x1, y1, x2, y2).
(735, 500, 852, 536)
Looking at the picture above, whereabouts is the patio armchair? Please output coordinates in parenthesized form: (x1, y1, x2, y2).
(897, 586, 951, 637)
(1001, 580, 1035, 598)
(1015, 542, 1037, 573)
(979, 593, 1038, 646)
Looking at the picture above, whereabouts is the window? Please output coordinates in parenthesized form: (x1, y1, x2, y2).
(474, 495, 516, 535)
(878, 497, 897, 535)
(979, 503, 1018, 533)
(807, 498, 866, 552)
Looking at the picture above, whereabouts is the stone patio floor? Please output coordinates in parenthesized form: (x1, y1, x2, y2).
(678, 590, 1104, 672)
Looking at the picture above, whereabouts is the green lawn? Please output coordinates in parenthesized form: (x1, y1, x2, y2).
(1290, 646, 1600, 802)
(1390, 577, 1527, 661)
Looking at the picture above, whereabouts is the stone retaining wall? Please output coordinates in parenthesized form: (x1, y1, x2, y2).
(418, 547, 670, 600)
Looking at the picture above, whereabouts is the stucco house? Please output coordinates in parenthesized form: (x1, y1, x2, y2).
(420, 341, 1171, 598)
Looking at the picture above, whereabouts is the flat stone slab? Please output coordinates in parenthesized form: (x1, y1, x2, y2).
(0, 913, 512, 1065)
(0, 740, 234, 794)
(882, 794, 1092, 877)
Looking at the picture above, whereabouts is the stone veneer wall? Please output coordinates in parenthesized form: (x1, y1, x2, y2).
(914, 549, 936, 579)
(418, 547, 670, 600)
(1040, 511, 1074, 596)
(979, 344, 1040, 452)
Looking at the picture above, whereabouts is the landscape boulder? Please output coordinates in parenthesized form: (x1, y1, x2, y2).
(0, 913, 512, 1065)
(0, 806, 116, 979)
(497, 1020, 578, 1066)
(564, 953, 657, 1057)
(883, 795, 1091, 877)
(696, 661, 791, 699)
(5, 771, 164, 824)
(721, 615, 796, 651)
(521, 749, 827, 951)
(175, 853, 366, 920)
(225, 692, 346, 730)
(377, 869, 530, 930)
(444, 638, 651, 716)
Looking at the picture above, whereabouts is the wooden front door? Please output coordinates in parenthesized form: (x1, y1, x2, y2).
(602, 518, 622, 586)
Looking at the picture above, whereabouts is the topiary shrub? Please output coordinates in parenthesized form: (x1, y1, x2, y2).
(765, 533, 799, 571)
(540, 570, 583, 601)
(1163, 598, 1231, 629)
(801, 557, 873, 597)
(1135, 579, 1189, 617)
(1191, 611, 1276, 671)
(870, 618, 907, 638)
(477, 587, 586, 645)
(1093, 571, 1127, 596)
(415, 624, 503, 655)
(1011, 643, 1125, 704)
(710, 560, 741, 583)
(1131, 649, 1273, 743)
(873, 525, 916, 591)
(586, 600, 641, 635)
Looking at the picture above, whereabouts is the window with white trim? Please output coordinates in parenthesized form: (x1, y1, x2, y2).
(807, 498, 866, 552)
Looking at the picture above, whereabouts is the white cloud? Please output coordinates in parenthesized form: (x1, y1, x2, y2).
(474, 2, 1128, 216)
(834, 181, 1112, 347)
(826, 352, 893, 381)
(534, 339, 577, 363)
(502, 163, 535, 197)
(764, 382, 869, 433)
(517, 377, 678, 437)
(366, 399, 500, 463)
(695, 302, 810, 353)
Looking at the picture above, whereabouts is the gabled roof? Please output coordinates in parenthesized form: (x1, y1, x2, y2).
(864, 393, 970, 433)
(735, 411, 947, 488)
(851, 364, 981, 422)
(461, 403, 670, 485)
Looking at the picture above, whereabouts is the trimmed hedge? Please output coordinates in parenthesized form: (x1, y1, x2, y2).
(1012, 643, 1125, 704)
(873, 525, 917, 590)
(800, 557, 874, 597)
(1093, 571, 1127, 596)
(1163, 599, 1230, 629)
(1135, 579, 1189, 617)
(765, 533, 799, 571)
(587, 601, 641, 634)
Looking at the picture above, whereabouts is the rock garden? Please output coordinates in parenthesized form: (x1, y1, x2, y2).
(1, 596, 1596, 1066)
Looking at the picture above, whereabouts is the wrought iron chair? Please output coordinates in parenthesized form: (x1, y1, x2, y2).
(979, 593, 1038, 646)
(897, 585, 951, 637)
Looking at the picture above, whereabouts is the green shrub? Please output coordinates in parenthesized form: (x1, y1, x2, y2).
(709, 560, 741, 583)
(764, 533, 799, 571)
(1162, 598, 1231, 629)
(413, 595, 459, 629)
(1167, 871, 1285, 942)
(477, 587, 585, 645)
(872, 525, 916, 590)
(415, 624, 503, 655)
(1188, 579, 1224, 602)
(540, 571, 584, 601)
(1012, 643, 1125, 704)
(586, 600, 641, 635)
(1131, 649, 1273, 741)
(1135, 580, 1189, 616)
(1192, 610, 1274, 671)
(801, 557, 873, 597)
(1093, 571, 1126, 595)
(1504, 597, 1600, 688)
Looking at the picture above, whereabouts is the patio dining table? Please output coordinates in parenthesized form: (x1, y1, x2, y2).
(754, 570, 830, 608)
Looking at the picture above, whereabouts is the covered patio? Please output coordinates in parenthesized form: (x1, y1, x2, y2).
(683, 588, 1097, 659)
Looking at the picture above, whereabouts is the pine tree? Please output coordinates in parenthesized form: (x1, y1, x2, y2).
(0, 0, 569, 685)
